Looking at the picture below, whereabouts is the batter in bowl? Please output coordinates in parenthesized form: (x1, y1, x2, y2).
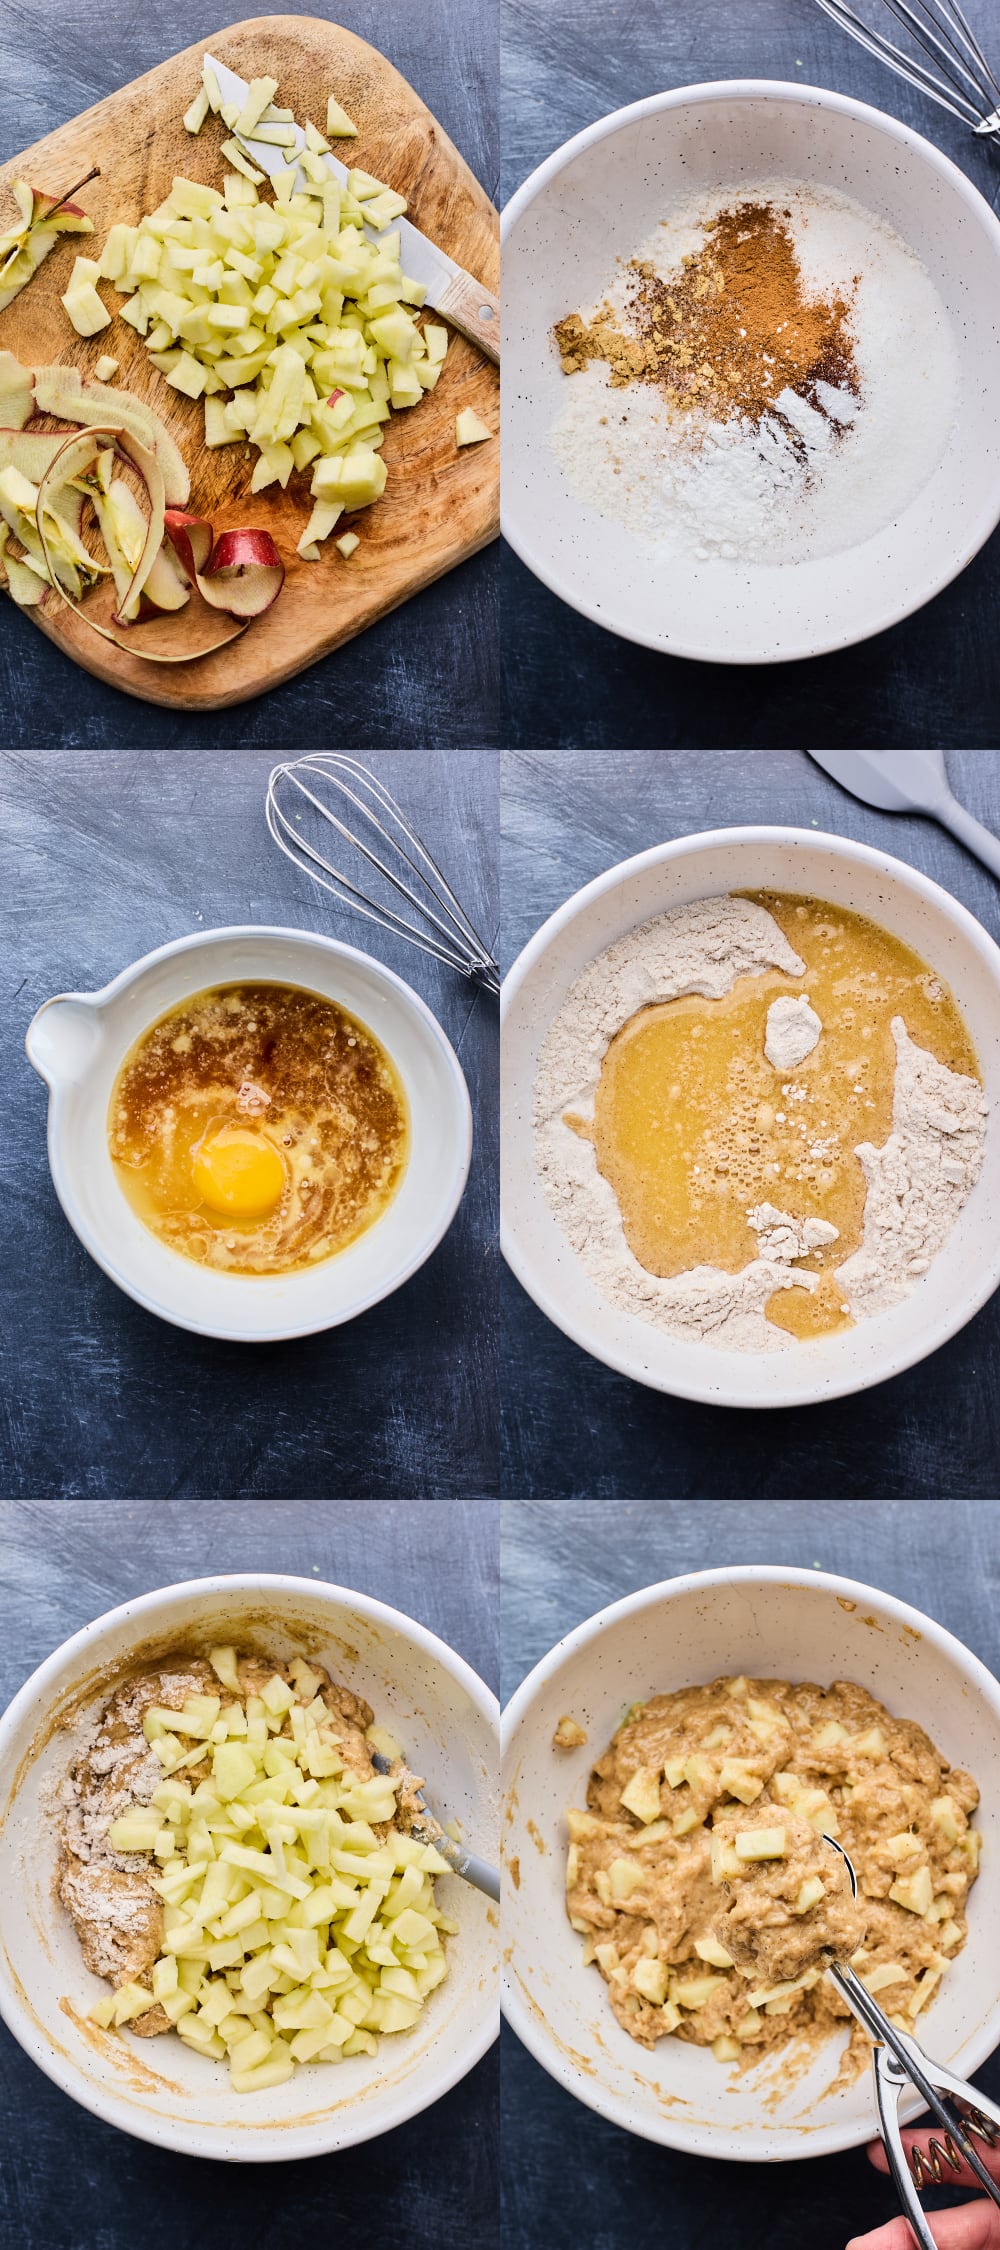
(564, 1674, 980, 2078)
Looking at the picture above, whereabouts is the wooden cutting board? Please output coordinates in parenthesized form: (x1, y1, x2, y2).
(0, 13, 499, 708)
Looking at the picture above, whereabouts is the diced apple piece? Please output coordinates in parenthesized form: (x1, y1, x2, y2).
(326, 96, 358, 138)
(456, 408, 492, 446)
(62, 257, 111, 336)
(794, 1876, 826, 1915)
(631, 1958, 668, 2006)
(719, 1759, 764, 1806)
(734, 1827, 787, 1863)
(859, 1962, 907, 1995)
(694, 1936, 734, 1968)
(423, 323, 449, 366)
(930, 1796, 962, 1843)
(812, 1721, 851, 1749)
(222, 140, 266, 184)
(619, 1769, 662, 1826)
(885, 1831, 921, 1865)
(93, 354, 120, 382)
(853, 1727, 887, 1758)
(235, 76, 280, 136)
(672, 1809, 699, 1838)
(607, 1858, 644, 1902)
(889, 1866, 934, 1917)
(710, 1833, 743, 1882)
(672, 1974, 727, 2011)
(184, 85, 210, 134)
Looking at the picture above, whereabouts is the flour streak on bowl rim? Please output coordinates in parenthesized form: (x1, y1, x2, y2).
(500, 825, 1000, 1407)
(25, 923, 473, 1344)
(501, 78, 1000, 664)
(0, 1572, 500, 2161)
(500, 1563, 1000, 2161)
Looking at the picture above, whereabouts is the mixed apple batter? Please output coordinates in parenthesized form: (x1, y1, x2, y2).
(565, 1674, 980, 2079)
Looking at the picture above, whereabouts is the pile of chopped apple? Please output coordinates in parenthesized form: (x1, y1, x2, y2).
(90, 1649, 455, 2093)
(65, 60, 455, 559)
(0, 349, 284, 641)
(0, 175, 96, 312)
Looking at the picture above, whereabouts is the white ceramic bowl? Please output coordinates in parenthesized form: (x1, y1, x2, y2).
(501, 825, 1000, 1407)
(25, 925, 472, 1342)
(0, 1573, 499, 2161)
(502, 1563, 1000, 2161)
(501, 80, 1000, 663)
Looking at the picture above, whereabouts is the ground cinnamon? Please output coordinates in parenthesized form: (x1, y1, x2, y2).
(553, 200, 860, 427)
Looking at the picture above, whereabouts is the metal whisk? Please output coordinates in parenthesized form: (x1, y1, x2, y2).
(814, 0, 1000, 139)
(265, 754, 499, 994)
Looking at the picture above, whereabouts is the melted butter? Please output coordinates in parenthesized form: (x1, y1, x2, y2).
(109, 981, 408, 1276)
(589, 892, 979, 1337)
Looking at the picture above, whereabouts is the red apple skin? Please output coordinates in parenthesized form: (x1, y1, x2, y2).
(163, 510, 213, 579)
(327, 389, 345, 405)
(208, 528, 283, 571)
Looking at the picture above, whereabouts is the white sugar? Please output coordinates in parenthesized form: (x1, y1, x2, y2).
(549, 179, 957, 566)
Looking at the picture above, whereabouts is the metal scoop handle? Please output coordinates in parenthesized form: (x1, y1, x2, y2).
(830, 1960, 1000, 2248)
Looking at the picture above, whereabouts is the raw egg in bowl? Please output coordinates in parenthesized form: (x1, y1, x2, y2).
(26, 927, 472, 1342)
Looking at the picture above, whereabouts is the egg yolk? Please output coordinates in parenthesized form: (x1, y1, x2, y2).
(191, 1125, 286, 1219)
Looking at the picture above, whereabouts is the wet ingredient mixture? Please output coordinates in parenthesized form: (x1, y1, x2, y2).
(555, 890, 983, 1343)
(59, 1648, 454, 2091)
(109, 981, 408, 1275)
(565, 1675, 981, 2079)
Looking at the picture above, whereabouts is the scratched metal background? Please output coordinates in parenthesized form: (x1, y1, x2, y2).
(0, 1496, 499, 2249)
(500, 0, 1000, 748)
(0, 0, 498, 747)
(501, 1496, 1000, 2250)
(0, 747, 498, 1497)
(501, 746, 1000, 1496)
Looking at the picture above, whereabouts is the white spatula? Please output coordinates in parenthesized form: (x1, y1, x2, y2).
(807, 752, 1000, 881)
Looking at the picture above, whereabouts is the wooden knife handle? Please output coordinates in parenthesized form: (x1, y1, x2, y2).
(434, 269, 500, 365)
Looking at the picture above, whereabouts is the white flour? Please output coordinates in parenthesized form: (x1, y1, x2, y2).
(765, 995, 822, 1070)
(533, 896, 987, 1354)
(549, 179, 957, 566)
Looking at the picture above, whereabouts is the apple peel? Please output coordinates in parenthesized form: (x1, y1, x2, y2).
(34, 425, 246, 662)
(196, 527, 285, 618)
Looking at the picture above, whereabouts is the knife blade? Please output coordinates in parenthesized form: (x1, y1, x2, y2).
(204, 53, 498, 363)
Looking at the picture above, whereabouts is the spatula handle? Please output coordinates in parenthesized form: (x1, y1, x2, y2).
(939, 795, 1000, 884)
(434, 268, 500, 364)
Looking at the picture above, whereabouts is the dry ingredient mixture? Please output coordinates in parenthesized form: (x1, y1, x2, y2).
(109, 981, 409, 1275)
(549, 181, 957, 565)
(534, 892, 986, 1352)
(58, 1648, 454, 2092)
(564, 1675, 981, 2080)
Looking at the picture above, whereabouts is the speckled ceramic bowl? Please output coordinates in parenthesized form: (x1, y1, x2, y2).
(501, 80, 1000, 663)
(0, 1574, 499, 2161)
(25, 925, 472, 1343)
(501, 825, 1000, 1407)
(502, 1565, 1000, 2162)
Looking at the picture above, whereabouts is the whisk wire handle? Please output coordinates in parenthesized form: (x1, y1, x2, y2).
(265, 755, 500, 994)
(814, 0, 1000, 137)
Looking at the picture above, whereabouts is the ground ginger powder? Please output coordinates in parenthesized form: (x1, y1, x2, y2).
(553, 199, 860, 426)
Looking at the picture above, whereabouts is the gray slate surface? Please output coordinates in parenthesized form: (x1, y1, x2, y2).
(500, 0, 1000, 747)
(1, 747, 498, 1498)
(501, 747, 1000, 1496)
(0, 0, 498, 747)
(0, 1496, 498, 2250)
(501, 1495, 1000, 2250)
